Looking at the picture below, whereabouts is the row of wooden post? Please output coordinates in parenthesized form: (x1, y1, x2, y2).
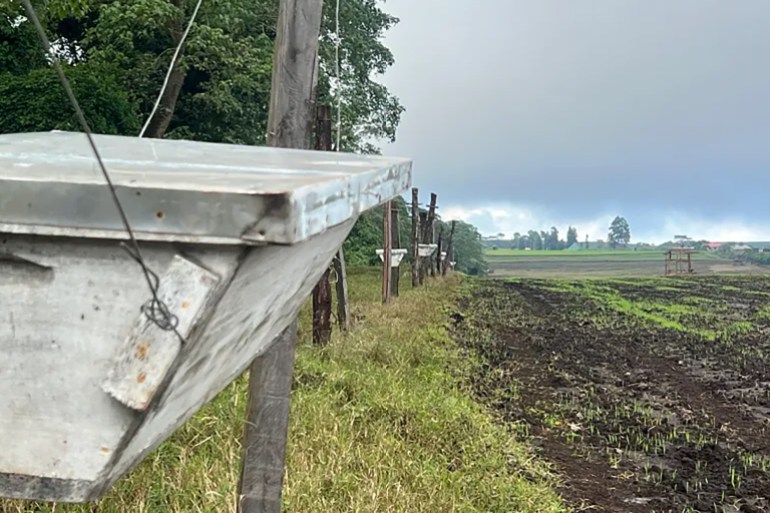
(382, 187, 456, 304)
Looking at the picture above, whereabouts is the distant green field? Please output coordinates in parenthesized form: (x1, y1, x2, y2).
(485, 249, 721, 260)
(484, 249, 756, 278)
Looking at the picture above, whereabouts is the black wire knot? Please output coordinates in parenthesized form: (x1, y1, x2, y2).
(121, 243, 180, 333)
(141, 297, 179, 332)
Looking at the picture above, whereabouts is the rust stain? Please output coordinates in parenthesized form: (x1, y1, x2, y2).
(135, 342, 149, 360)
(137, 372, 147, 383)
(181, 300, 190, 309)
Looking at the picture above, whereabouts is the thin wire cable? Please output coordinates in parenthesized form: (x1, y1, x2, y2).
(334, 0, 342, 151)
(139, 0, 204, 137)
(21, 0, 180, 335)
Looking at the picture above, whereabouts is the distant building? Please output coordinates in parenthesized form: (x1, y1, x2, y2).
(747, 242, 770, 253)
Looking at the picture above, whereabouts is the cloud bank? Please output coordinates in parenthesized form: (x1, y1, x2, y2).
(379, 0, 770, 241)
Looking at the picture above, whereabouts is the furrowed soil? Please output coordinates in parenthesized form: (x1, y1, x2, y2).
(454, 276, 770, 512)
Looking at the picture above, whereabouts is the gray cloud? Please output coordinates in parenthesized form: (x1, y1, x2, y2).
(380, 0, 770, 235)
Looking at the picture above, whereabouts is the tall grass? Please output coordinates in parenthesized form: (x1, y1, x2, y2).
(2, 268, 564, 513)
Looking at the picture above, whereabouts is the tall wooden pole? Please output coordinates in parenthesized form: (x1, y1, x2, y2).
(390, 203, 401, 297)
(312, 105, 333, 345)
(442, 220, 456, 276)
(411, 188, 420, 287)
(239, 2, 324, 512)
(423, 193, 437, 280)
(436, 224, 444, 277)
(418, 212, 427, 285)
(424, 193, 437, 244)
(382, 201, 392, 303)
(333, 249, 350, 331)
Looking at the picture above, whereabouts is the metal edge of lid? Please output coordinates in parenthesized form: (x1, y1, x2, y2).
(0, 155, 413, 245)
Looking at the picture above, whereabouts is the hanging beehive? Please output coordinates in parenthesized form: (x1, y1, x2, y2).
(0, 131, 411, 502)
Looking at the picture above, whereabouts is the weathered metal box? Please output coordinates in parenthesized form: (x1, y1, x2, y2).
(0, 131, 411, 502)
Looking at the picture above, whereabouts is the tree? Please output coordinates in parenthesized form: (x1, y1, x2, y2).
(0, 0, 403, 152)
(528, 230, 542, 250)
(512, 232, 521, 250)
(546, 226, 559, 250)
(567, 226, 578, 247)
(608, 216, 631, 248)
(0, 64, 139, 134)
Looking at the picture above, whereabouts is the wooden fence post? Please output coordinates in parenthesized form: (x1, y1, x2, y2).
(442, 220, 456, 276)
(333, 249, 350, 331)
(411, 188, 420, 287)
(418, 212, 427, 285)
(436, 225, 444, 277)
(238, 321, 297, 513)
(390, 203, 401, 297)
(311, 105, 333, 345)
(382, 201, 392, 303)
(424, 193, 437, 280)
(239, 1, 324, 512)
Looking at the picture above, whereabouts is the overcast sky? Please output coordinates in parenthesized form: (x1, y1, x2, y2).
(379, 0, 770, 243)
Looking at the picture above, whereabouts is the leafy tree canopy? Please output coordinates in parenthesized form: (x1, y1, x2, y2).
(0, 0, 403, 153)
(567, 226, 578, 246)
(608, 216, 631, 248)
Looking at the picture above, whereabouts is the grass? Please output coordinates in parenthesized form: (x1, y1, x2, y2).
(486, 249, 725, 262)
(486, 249, 665, 258)
(2, 268, 564, 513)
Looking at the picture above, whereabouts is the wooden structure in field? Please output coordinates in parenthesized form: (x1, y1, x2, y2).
(0, 131, 411, 502)
(664, 248, 695, 275)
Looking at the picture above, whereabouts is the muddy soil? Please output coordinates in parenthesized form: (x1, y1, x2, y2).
(454, 277, 770, 512)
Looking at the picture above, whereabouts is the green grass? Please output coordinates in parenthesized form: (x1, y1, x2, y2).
(486, 249, 662, 257)
(486, 249, 723, 261)
(2, 268, 564, 513)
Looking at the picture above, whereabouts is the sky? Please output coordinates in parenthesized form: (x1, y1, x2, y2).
(378, 0, 770, 243)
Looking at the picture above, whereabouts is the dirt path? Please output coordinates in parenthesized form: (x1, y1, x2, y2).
(454, 278, 770, 512)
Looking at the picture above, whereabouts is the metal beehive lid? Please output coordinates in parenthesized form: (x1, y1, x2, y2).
(0, 131, 412, 244)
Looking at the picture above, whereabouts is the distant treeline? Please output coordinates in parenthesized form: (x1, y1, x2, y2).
(483, 217, 636, 251)
(483, 227, 579, 251)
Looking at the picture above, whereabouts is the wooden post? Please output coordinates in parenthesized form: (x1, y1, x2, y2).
(435, 225, 444, 277)
(382, 201, 392, 303)
(333, 248, 350, 331)
(425, 193, 437, 244)
(423, 193, 437, 280)
(390, 204, 401, 297)
(411, 188, 420, 287)
(418, 212, 427, 285)
(442, 220, 456, 276)
(238, 321, 297, 513)
(311, 105, 333, 345)
(312, 271, 332, 345)
(239, 1, 324, 512)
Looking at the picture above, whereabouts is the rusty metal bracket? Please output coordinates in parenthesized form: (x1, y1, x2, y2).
(102, 255, 220, 411)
